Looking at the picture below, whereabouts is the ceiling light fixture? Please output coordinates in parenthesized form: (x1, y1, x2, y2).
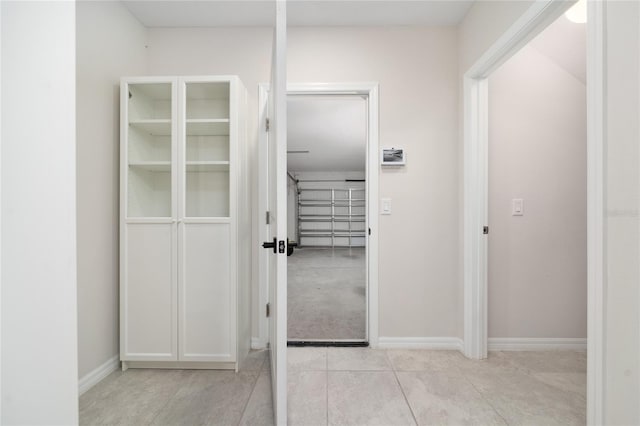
(565, 0, 587, 24)
(287, 150, 310, 154)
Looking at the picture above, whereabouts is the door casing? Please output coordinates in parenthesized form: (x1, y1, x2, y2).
(256, 82, 380, 348)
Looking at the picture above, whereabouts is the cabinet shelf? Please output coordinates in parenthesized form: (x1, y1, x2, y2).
(186, 119, 229, 136)
(128, 161, 230, 173)
(186, 161, 230, 172)
(129, 119, 172, 136)
(129, 161, 171, 172)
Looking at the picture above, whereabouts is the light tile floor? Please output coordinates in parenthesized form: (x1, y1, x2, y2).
(80, 348, 586, 426)
(79, 350, 273, 426)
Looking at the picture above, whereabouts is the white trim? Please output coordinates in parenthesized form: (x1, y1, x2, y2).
(251, 337, 268, 350)
(377, 337, 463, 351)
(367, 84, 380, 348)
(586, 1, 606, 424)
(78, 355, 119, 396)
(462, 75, 489, 360)
(464, 1, 572, 79)
(255, 82, 380, 348)
(257, 83, 270, 350)
(124, 361, 236, 370)
(488, 338, 588, 351)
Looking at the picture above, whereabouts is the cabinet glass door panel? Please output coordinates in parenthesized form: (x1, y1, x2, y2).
(127, 82, 173, 217)
(185, 82, 229, 120)
(185, 82, 230, 218)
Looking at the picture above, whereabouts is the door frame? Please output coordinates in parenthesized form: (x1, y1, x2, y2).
(462, 0, 605, 424)
(257, 82, 380, 348)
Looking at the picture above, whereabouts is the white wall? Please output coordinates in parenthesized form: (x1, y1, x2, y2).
(290, 27, 459, 338)
(604, 1, 640, 423)
(146, 26, 459, 339)
(1, 2, 78, 423)
(488, 44, 587, 338)
(76, 1, 147, 380)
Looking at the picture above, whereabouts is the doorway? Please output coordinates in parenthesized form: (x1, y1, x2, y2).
(462, 0, 604, 422)
(257, 83, 380, 350)
(487, 11, 587, 350)
(286, 94, 368, 344)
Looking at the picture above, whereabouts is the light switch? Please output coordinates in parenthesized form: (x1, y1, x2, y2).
(512, 198, 524, 216)
(381, 198, 392, 215)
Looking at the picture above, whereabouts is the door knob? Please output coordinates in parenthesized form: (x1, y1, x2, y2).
(287, 239, 298, 256)
(262, 237, 277, 254)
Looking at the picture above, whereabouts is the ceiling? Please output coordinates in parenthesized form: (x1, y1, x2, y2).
(287, 95, 366, 172)
(529, 13, 586, 84)
(122, 1, 474, 27)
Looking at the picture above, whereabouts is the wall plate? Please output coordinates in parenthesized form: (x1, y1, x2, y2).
(381, 147, 406, 166)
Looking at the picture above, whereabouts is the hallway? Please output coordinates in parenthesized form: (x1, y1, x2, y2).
(80, 348, 585, 425)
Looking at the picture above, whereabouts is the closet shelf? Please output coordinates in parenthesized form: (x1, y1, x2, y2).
(299, 199, 366, 202)
(298, 218, 366, 223)
(129, 161, 171, 172)
(186, 161, 230, 172)
(129, 119, 172, 136)
(186, 119, 229, 136)
(296, 186, 366, 247)
(299, 231, 367, 237)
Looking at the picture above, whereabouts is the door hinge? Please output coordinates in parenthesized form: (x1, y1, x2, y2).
(266, 211, 270, 225)
(265, 118, 270, 132)
(483, 226, 489, 235)
(266, 303, 270, 318)
(368, 227, 371, 236)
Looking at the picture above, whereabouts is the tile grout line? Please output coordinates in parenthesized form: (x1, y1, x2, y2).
(147, 370, 194, 425)
(385, 350, 419, 426)
(461, 370, 510, 426)
(236, 355, 268, 426)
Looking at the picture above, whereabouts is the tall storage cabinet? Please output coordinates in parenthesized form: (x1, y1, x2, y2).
(120, 76, 250, 370)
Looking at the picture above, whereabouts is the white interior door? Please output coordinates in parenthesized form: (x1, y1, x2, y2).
(267, 2, 288, 424)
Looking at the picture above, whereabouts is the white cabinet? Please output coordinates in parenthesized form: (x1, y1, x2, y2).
(120, 76, 250, 369)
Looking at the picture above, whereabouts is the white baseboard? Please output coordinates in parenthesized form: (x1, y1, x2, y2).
(488, 338, 587, 351)
(251, 337, 268, 350)
(78, 355, 120, 395)
(377, 337, 463, 350)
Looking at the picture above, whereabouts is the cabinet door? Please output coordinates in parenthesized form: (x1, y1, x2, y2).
(121, 78, 178, 361)
(121, 223, 178, 361)
(124, 80, 175, 218)
(179, 223, 236, 362)
(180, 78, 232, 219)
